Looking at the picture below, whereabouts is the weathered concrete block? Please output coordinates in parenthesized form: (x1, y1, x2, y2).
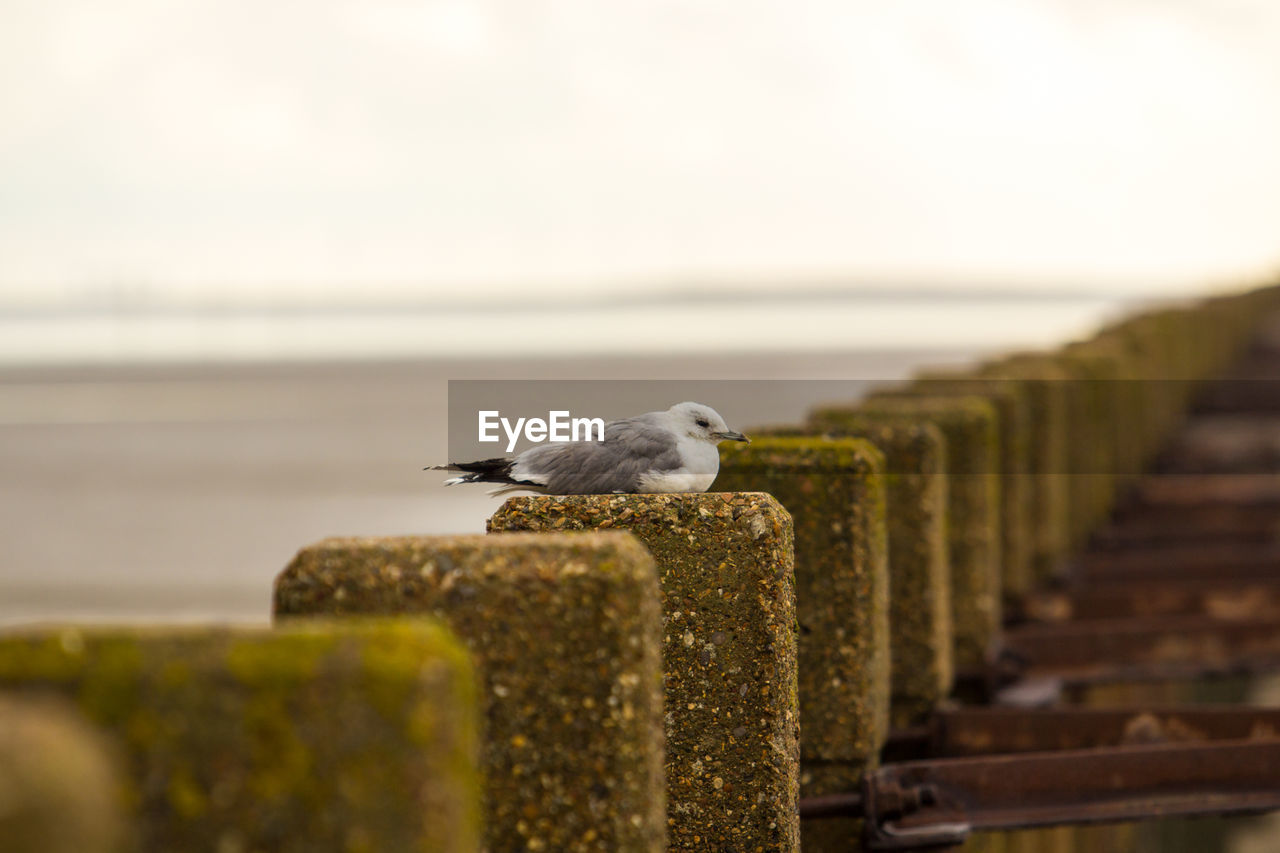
(761, 423, 955, 727)
(489, 494, 800, 852)
(275, 532, 665, 853)
(887, 374, 1034, 603)
(0, 621, 479, 853)
(0, 695, 124, 853)
(713, 438, 891, 764)
(1105, 312, 1190, 445)
(1072, 336, 1145, 487)
(959, 832, 1008, 852)
(1054, 344, 1126, 537)
(815, 397, 1001, 670)
(979, 355, 1071, 584)
(1031, 350, 1109, 550)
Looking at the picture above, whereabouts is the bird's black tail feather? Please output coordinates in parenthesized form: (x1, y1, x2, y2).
(427, 458, 534, 487)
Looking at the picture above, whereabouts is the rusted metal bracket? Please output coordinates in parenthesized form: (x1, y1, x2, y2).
(999, 614, 1280, 683)
(884, 705, 1280, 760)
(1025, 579, 1280, 622)
(1090, 507, 1280, 548)
(801, 739, 1280, 851)
(1123, 474, 1280, 508)
(954, 614, 1280, 701)
(1079, 545, 1280, 581)
(1092, 517, 1279, 548)
(811, 373, 1280, 849)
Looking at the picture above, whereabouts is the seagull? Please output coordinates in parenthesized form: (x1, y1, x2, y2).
(429, 401, 749, 495)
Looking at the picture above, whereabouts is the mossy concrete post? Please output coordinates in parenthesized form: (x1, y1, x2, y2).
(1196, 289, 1273, 375)
(0, 621, 480, 853)
(741, 426, 953, 730)
(489, 493, 800, 852)
(1057, 343, 1126, 532)
(979, 354, 1071, 583)
(889, 374, 1034, 605)
(1104, 312, 1186, 456)
(1164, 304, 1210, 381)
(0, 695, 125, 853)
(1064, 350, 1118, 549)
(1041, 347, 1112, 547)
(1075, 335, 1145, 493)
(817, 397, 1001, 671)
(275, 533, 665, 853)
(711, 438, 888, 851)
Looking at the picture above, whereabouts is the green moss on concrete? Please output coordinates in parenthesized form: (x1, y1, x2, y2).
(224, 632, 334, 686)
(713, 436, 895, 767)
(1054, 343, 1126, 538)
(799, 763, 864, 853)
(0, 622, 479, 853)
(961, 831, 1010, 852)
(1120, 311, 1199, 435)
(979, 354, 1071, 584)
(766, 421, 954, 727)
(1027, 350, 1105, 550)
(815, 397, 1001, 670)
(0, 695, 125, 853)
(276, 532, 666, 853)
(488, 494, 799, 852)
(1074, 336, 1144, 485)
(886, 373, 1034, 604)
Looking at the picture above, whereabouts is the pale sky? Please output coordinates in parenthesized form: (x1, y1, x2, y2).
(3, 0, 1280, 306)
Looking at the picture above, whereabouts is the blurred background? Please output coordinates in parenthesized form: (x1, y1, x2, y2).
(3, 1, 1279, 624)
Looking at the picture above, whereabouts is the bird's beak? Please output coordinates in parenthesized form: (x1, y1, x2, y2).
(716, 430, 750, 444)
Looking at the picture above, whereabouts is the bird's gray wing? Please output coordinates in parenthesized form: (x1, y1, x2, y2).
(511, 414, 683, 494)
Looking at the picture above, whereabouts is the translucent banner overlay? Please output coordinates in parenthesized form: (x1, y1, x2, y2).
(444, 379, 1280, 476)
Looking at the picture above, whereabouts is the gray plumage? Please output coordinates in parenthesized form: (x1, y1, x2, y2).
(432, 401, 749, 495)
(512, 414, 682, 494)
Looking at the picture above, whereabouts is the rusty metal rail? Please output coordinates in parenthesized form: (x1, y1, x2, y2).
(1080, 540, 1280, 573)
(1077, 552, 1280, 582)
(1121, 474, 1280, 506)
(1092, 509, 1280, 547)
(1000, 615, 1280, 682)
(801, 342, 1280, 849)
(885, 706, 1280, 759)
(1191, 380, 1280, 413)
(803, 740, 1280, 850)
(1025, 580, 1280, 622)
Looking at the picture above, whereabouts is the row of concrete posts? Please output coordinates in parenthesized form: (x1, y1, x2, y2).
(3, 285, 1279, 851)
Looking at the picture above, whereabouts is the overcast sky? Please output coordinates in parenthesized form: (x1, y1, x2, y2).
(3, 1, 1279, 306)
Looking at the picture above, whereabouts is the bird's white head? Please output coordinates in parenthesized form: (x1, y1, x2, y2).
(667, 402, 750, 444)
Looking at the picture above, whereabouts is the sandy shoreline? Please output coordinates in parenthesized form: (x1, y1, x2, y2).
(0, 347, 981, 627)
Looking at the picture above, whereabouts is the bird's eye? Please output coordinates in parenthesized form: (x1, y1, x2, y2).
(696, 418, 710, 428)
